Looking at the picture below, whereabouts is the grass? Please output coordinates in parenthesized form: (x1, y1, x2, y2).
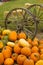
(0, 0, 43, 31)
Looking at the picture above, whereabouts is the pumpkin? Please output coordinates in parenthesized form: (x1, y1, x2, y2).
(17, 54, 27, 65)
(0, 53, 4, 65)
(33, 37, 39, 42)
(18, 32, 26, 39)
(4, 58, 14, 65)
(3, 46, 12, 52)
(35, 60, 43, 65)
(18, 39, 30, 47)
(14, 44, 21, 54)
(32, 37, 39, 46)
(40, 54, 43, 60)
(8, 31, 17, 41)
(7, 42, 15, 47)
(2, 29, 11, 35)
(40, 49, 43, 54)
(27, 38, 32, 44)
(39, 44, 43, 49)
(32, 41, 38, 46)
(30, 53, 40, 62)
(21, 47, 31, 57)
(31, 46, 39, 53)
(11, 53, 18, 61)
(23, 59, 34, 65)
(39, 39, 43, 44)
(2, 46, 12, 59)
(0, 41, 3, 49)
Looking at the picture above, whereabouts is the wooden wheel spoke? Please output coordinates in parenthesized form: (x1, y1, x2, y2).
(23, 27, 33, 35)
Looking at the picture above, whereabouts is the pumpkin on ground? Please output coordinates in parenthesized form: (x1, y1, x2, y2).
(27, 38, 32, 44)
(0, 41, 3, 49)
(17, 54, 27, 65)
(39, 39, 43, 44)
(23, 59, 34, 65)
(30, 53, 40, 62)
(14, 44, 21, 54)
(35, 60, 43, 65)
(40, 49, 43, 54)
(2, 29, 11, 35)
(2, 46, 12, 59)
(0, 53, 4, 65)
(31, 46, 39, 53)
(18, 32, 26, 39)
(7, 42, 15, 47)
(40, 54, 43, 60)
(4, 58, 14, 65)
(18, 39, 30, 47)
(11, 53, 18, 61)
(8, 31, 17, 41)
(21, 47, 31, 57)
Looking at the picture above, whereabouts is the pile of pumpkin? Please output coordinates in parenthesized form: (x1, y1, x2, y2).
(0, 29, 43, 65)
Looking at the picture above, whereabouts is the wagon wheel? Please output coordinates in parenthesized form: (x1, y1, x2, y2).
(5, 8, 37, 39)
(27, 4, 43, 31)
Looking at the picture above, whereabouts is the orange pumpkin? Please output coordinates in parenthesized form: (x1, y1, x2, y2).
(30, 53, 40, 62)
(39, 44, 43, 49)
(21, 47, 31, 57)
(32, 41, 38, 46)
(23, 59, 34, 65)
(4, 58, 14, 65)
(8, 31, 17, 41)
(40, 49, 43, 54)
(11, 53, 18, 61)
(0, 53, 4, 65)
(2, 46, 12, 59)
(0, 41, 3, 49)
(27, 38, 32, 44)
(40, 54, 43, 60)
(14, 44, 21, 54)
(31, 46, 39, 53)
(18, 32, 26, 39)
(17, 54, 27, 65)
(39, 39, 43, 44)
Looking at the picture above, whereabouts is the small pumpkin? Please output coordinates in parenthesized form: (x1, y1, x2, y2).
(31, 46, 39, 53)
(17, 54, 27, 65)
(18, 32, 26, 39)
(39, 39, 43, 44)
(32, 37, 39, 46)
(7, 42, 15, 47)
(35, 60, 43, 65)
(8, 31, 17, 41)
(0, 53, 4, 65)
(27, 38, 32, 44)
(2, 29, 11, 35)
(21, 47, 31, 57)
(2, 46, 12, 59)
(4, 58, 14, 65)
(18, 39, 30, 47)
(11, 53, 18, 61)
(0, 41, 3, 49)
(23, 59, 34, 65)
(30, 53, 40, 62)
(14, 44, 21, 54)
(40, 49, 43, 54)
(40, 54, 43, 60)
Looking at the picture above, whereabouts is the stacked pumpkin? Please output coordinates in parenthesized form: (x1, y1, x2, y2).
(0, 29, 43, 65)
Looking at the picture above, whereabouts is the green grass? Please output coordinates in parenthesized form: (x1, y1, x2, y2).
(0, 0, 43, 31)
(0, 0, 43, 20)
